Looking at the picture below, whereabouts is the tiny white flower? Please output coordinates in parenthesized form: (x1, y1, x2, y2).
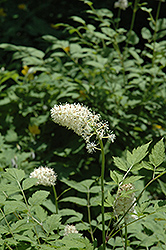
(114, 0, 128, 10)
(64, 224, 78, 236)
(30, 166, 57, 186)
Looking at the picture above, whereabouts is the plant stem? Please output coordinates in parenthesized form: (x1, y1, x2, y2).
(151, 0, 161, 76)
(87, 189, 94, 242)
(124, 221, 127, 250)
(126, 0, 139, 48)
(53, 185, 58, 214)
(53, 185, 59, 234)
(99, 138, 106, 250)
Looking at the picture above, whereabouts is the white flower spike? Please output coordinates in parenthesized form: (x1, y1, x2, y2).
(51, 103, 116, 153)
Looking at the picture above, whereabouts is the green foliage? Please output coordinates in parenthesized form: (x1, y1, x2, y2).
(0, 0, 166, 249)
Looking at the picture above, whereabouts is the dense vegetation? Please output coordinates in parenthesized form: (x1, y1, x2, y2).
(0, 0, 166, 249)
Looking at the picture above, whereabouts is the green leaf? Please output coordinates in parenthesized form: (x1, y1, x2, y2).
(61, 178, 93, 193)
(149, 138, 165, 168)
(110, 170, 123, 184)
(43, 214, 61, 234)
(158, 180, 166, 196)
(105, 191, 114, 207)
(3, 168, 25, 182)
(60, 197, 87, 206)
(4, 201, 27, 215)
(0, 183, 20, 196)
(113, 156, 128, 171)
(22, 178, 38, 190)
(141, 27, 152, 40)
(123, 176, 144, 184)
(71, 16, 86, 25)
(28, 190, 50, 207)
(127, 141, 151, 166)
(59, 209, 83, 219)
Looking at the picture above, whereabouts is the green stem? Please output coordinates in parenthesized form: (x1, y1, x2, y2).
(126, 0, 139, 48)
(115, 8, 121, 30)
(87, 189, 94, 242)
(53, 185, 59, 214)
(99, 139, 106, 250)
(151, 0, 161, 81)
(53, 185, 59, 234)
(124, 221, 127, 250)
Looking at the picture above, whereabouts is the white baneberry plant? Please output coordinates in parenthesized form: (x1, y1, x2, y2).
(51, 102, 116, 249)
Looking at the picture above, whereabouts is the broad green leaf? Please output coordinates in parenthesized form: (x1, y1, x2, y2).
(59, 209, 82, 219)
(22, 178, 38, 190)
(113, 156, 128, 171)
(43, 214, 61, 234)
(61, 178, 93, 193)
(33, 205, 47, 222)
(3, 168, 25, 182)
(123, 176, 144, 184)
(4, 201, 27, 215)
(105, 191, 114, 207)
(149, 138, 165, 168)
(10, 219, 34, 233)
(71, 16, 86, 25)
(89, 186, 101, 193)
(141, 27, 152, 40)
(60, 197, 87, 206)
(127, 141, 151, 166)
(110, 170, 123, 184)
(28, 190, 50, 207)
(42, 199, 57, 213)
(141, 161, 154, 171)
(158, 180, 166, 196)
(65, 216, 82, 224)
(0, 183, 20, 195)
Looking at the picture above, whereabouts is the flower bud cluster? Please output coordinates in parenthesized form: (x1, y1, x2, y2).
(64, 224, 78, 236)
(114, 0, 128, 10)
(114, 183, 137, 222)
(51, 103, 116, 153)
(30, 166, 57, 186)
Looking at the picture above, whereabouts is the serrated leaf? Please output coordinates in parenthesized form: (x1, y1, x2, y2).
(127, 141, 151, 166)
(59, 209, 82, 219)
(141, 161, 154, 170)
(149, 138, 165, 168)
(22, 178, 38, 190)
(158, 180, 166, 196)
(61, 178, 93, 193)
(4, 201, 27, 215)
(43, 214, 61, 234)
(60, 197, 87, 206)
(105, 191, 114, 207)
(110, 170, 123, 184)
(113, 156, 128, 171)
(3, 168, 25, 182)
(28, 190, 50, 207)
(123, 176, 143, 184)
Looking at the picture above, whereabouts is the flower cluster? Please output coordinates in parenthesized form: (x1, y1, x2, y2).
(114, 0, 128, 10)
(64, 224, 79, 236)
(114, 183, 137, 222)
(51, 103, 116, 153)
(30, 166, 57, 186)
